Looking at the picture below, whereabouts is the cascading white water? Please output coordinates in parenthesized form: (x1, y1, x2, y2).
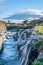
(0, 29, 32, 65)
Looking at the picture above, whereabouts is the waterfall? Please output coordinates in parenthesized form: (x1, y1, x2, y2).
(0, 29, 33, 65)
(24, 47, 31, 65)
(19, 36, 32, 65)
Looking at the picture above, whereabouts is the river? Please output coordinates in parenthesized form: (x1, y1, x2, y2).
(0, 29, 40, 65)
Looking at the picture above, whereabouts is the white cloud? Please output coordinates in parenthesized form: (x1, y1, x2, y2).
(28, 9, 43, 16)
(0, 8, 43, 19)
(13, 9, 43, 16)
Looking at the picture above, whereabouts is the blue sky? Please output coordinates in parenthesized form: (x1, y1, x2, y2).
(0, 0, 43, 19)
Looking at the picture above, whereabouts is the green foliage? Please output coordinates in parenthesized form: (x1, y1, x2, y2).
(32, 61, 42, 65)
(33, 40, 42, 48)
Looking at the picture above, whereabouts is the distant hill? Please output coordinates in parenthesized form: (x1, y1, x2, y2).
(4, 11, 42, 20)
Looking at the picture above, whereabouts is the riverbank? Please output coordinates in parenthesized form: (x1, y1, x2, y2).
(0, 22, 6, 50)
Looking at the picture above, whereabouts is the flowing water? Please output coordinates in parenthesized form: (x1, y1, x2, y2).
(0, 29, 40, 65)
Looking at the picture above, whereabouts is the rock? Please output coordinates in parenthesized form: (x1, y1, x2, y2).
(0, 23, 6, 50)
(0, 36, 3, 50)
(0, 35, 6, 50)
(35, 51, 43, 62)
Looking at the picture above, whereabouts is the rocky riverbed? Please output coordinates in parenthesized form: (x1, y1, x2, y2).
(0, 28, 43, 65)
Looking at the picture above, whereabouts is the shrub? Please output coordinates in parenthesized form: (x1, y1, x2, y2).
(33, 40, 42, 48)
(32, 61, 42, 65)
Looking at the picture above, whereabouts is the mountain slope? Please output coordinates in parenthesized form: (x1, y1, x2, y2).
(4, 11, 42, 20)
